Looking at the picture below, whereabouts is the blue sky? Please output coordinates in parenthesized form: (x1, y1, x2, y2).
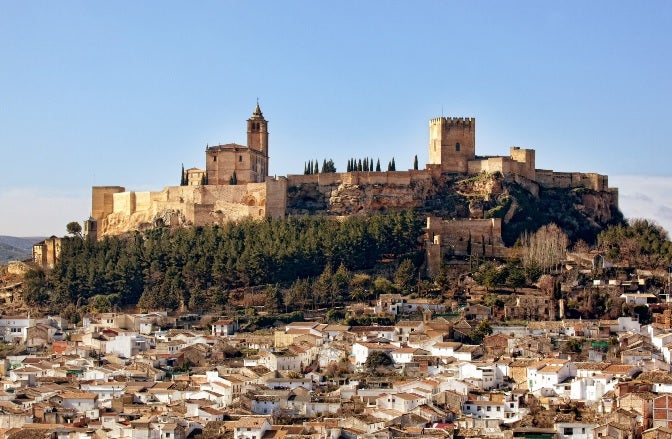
(1, 1, 671, 236)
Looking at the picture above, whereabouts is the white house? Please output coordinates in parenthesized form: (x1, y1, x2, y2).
(105, 333, 148, 358)
(555, 421, 597, 439)
(376, 392, 426, 413)
(569, 375, 616, 403)
(458, 362, 502, 390)
(351, 342, 396, 366)
(233, 416, 272, 439)
(258, 350, 303, 372)
(212, 319, 237, 337)
(56, 392, 98, 411)
(0, 316, 33, 343)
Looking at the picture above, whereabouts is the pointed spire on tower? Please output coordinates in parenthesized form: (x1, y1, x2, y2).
(253, 98, 263, 117)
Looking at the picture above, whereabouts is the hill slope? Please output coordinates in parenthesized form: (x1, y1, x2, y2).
(288, 172, 622, 245)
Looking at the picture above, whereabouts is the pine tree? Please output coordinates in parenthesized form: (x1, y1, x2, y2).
(414, 155, 418, 170)
(264, 284, 283, 313)
(376, 159, 381, 172)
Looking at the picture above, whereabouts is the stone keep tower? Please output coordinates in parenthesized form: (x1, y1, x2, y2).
(428, 117, 476, 173)
(205, 103, 269, 185)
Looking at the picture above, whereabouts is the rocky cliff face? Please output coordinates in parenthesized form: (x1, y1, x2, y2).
(287, 179, 436, 215)
(288, 172, 622, 245)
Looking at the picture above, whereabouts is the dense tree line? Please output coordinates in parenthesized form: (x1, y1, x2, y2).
(24, 211, 421, 314)
(598, 219, 672, 268)
(304, 159, 336, 174)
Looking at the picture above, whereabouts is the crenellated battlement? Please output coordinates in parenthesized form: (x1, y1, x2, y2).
(430, 116, 476, 127)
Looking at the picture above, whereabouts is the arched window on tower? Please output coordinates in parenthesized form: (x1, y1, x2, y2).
(456, 143, 461, 152)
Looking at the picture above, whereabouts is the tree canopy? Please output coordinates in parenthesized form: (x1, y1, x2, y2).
(24, 211, 422, 313)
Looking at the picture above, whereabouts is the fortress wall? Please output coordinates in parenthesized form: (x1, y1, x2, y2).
(265, 178, 287, 219)
(426, 216, 507, 262)
(287, 174, 321, 186)
(509, 147, 536, 180)
(609, 187, 619, 209)
(135, 192, 152, 212)
(92, 186, 125, 222)
(113, 192, 134, 214)
(287, 170, 432, 188)
(426, 216, 503, 243)
(536, 170, 608, 191)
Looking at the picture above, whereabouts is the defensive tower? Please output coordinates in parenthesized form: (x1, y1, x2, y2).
(428, 117, 476, 173)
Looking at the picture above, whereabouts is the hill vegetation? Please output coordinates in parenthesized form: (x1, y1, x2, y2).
(22, 211, 421, 316)
(420, 173, 622, 245)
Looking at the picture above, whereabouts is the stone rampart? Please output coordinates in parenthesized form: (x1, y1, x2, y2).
(286, 169, 431, 188)
(92, 186, 125, 223)
(536, 170, 608, 191)
(97, 178, 288, 236)
(425, 215, 508, 275)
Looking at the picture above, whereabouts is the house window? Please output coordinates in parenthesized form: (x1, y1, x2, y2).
(456, 143, 461, 152)
(564, 428, 573, 435)
(213, 156, 216, 162)
(239, 155, 243, 162)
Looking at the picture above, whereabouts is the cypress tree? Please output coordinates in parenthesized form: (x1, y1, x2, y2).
(181, 164, 186, 186)
(315, 160, 319, 174)
(376, 159, 381, 172)
(414, 155, 418, 170)
(391, 157, 396, 171)
(322, 159, 327, 173)
(358, 159, 362, 172)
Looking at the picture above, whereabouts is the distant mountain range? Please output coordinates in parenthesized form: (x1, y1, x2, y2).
(0, 236, 44, 265)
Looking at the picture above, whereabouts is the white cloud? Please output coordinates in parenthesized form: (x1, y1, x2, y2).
(610, 175, 672, 236)
(0, 188, 90, 237)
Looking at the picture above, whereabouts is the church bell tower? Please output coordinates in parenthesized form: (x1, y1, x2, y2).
(247, 102, 268, 157)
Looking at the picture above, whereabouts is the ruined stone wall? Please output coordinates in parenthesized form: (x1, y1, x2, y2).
(96, 179, 288, 236)
(536, 170, 609, 191)
(286, 170, 431, 188)
(425, 216, 507, 267)
(265, 177, 288, 219)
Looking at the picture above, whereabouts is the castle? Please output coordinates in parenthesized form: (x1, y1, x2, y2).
(88, 104, 619, 274)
